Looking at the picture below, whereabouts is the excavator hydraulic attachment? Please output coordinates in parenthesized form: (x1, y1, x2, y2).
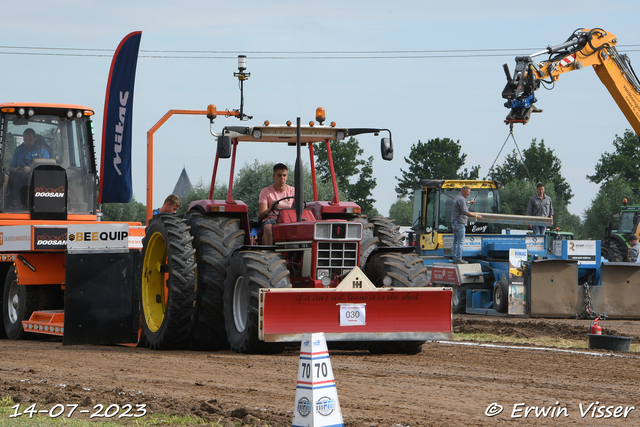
(502, 60, 542, 124)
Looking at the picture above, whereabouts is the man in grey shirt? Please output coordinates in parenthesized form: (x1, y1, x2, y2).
(451, 186, 483, 264)
(628, 235, 639, 263)
(526, 182, 553, 235)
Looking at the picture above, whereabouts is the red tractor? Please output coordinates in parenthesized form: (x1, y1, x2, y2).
(140, 108, 452, 354)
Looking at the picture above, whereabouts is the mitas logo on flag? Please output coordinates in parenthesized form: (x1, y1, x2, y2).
(98, 31, 142, 204)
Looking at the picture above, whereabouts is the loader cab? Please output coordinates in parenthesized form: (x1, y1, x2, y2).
(0, 104, 97, 216)
(412, 179, 502, 254)
(616, 206, 640, 237)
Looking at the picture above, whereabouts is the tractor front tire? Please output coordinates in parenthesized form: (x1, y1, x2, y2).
(186, 212, 245, 350)
(224, 250, 290, 354)
(2, 269, 38, 340)
(140, 215, 197, 350)
(365, 252, 428, 355)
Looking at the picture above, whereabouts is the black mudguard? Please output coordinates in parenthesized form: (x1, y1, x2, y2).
(63, 250, 139, 345)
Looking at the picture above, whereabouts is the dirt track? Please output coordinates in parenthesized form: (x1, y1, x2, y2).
(2, 315, 640, 426)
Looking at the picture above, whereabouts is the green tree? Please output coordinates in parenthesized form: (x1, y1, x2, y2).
(395, 138, 480, 198)
(491, 139, 573, 205)
(314, 137, 378, 216)
(587, 130, 640, 196)
(100, 196, 146, 223)
(499, 179, 581, 235)
(582, 176, 637, 240)
(388, 197, 413, 226)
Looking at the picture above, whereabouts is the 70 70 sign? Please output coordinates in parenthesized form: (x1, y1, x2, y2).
(300, 362, 329, 379)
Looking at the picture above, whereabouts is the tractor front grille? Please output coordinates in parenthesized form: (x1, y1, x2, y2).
(316, 241, 358, 278)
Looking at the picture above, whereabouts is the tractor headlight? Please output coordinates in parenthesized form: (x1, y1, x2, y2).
(317, 269, 330, 281)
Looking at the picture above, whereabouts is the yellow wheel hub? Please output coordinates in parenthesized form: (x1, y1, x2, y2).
(141, 231, 169, 333)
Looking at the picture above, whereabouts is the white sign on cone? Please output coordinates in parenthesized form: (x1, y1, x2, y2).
(292, 332, 344, 427)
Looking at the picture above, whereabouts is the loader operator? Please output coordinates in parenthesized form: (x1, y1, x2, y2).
(451, 186, 482, 264)
(6, 128, 51, 207)
(258, 163, 294, 245)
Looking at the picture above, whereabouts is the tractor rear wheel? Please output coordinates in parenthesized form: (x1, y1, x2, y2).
(603, 239, 626, 262)
(364, 252, 428, 354)
(353, 215, 379, 267)
(493, 280, 509, 313)
(2, 269, 39, 340)
(354, 216, 405, 268)
(369, 216, 405, 247)
(140, 216, 197, 350)
(365, 252, 429, 288)
(224, 250, 290, 354)
(186, 212, 245, 350)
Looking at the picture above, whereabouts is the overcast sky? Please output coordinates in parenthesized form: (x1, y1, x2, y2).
(2, 0, 639, 218)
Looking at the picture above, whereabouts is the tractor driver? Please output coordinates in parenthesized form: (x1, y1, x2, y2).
(6, 128, 51, 208)
(258, 163, 295, 245)
(8, 128, 51, 173)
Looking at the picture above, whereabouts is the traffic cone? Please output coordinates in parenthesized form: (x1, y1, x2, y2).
(292, 332, 344, 427)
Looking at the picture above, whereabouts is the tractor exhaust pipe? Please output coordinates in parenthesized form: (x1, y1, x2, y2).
(294, 117, 304, 222)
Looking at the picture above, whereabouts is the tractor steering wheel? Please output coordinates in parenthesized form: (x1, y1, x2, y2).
(270, 196, 305, 214)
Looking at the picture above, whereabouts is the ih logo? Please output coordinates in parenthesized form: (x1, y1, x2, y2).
(352, 280, 362, 289)
(34, 185, 65, 198)
(331, 224, 346, 239)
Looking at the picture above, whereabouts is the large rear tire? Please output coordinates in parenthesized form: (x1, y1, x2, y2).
(369, 216, 405, 247)
(186, 212, 245, 350)
(365, 252, 429, 288)
(354, 216, 405, 268)
(353, 215, 379, 268)
(364, 252, 428, 354)
(224, 250, 290, 354)
(2, 269, 38, 340)
(603, 239, 626, 262)
(140, 216, 197, 350)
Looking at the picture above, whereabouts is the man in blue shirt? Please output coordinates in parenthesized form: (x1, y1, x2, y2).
(7, 128, 51, 208)
(9, 128, 51, 173)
